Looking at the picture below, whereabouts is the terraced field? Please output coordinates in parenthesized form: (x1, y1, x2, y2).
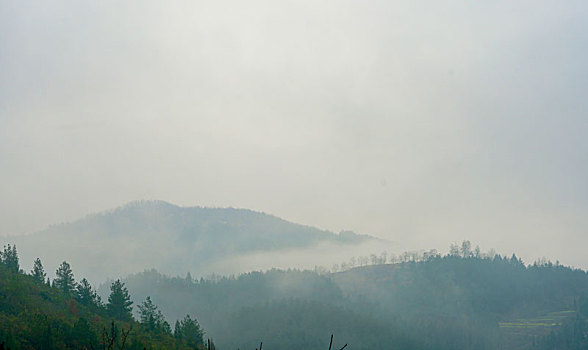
(500, 310, 576, 332)
(498, 310, 576, 348)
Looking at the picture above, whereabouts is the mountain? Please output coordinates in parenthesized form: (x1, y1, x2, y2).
(3, 200, 381, 283)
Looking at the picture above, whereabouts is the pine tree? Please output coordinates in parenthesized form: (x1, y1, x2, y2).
(76, 278, 101, 307)
(1, 244, 19, 273)
(107, 279, 133, 321)
(138, 296, 169, 332)
(54, 261, 76, 295)
(174, 320, 182, 339)
(139, 296, 158, 328)
(174, 314, 204, 347)
(31, 258, 46, 283)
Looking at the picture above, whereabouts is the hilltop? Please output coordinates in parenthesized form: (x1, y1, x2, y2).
(4, 201, 379, 282)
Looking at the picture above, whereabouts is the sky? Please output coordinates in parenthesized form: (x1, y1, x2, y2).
(1, 1, 587, 268)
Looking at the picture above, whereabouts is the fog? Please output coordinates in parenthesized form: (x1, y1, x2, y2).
(1, 0, 587, 269)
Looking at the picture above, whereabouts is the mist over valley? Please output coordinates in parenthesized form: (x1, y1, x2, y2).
(1, 0, 587, 348)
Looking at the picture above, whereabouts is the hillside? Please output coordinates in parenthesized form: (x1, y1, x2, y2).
(332, 255, 588, 319)
(109, 253, 588, 350)
(0, 257, 206, 349)
(104, 269, 419, 350)
(4, 243, 588, 349)
(3, 201, 379, 282)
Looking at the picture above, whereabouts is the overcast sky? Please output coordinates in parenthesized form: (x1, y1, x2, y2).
(1, 1, 587, 267)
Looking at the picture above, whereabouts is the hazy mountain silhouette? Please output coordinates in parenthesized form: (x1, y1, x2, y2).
(5, 200, 380, 282)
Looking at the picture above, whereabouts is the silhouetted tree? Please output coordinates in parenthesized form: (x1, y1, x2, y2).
(1, 244, 19, 273)
(31, 258, 46, 283)
(449, 243, 460, 256)
(138, 296, 169, 332)
(54, 261, 76, 295)
(107, 279, 133, 321)
(76, 278, 101, 307)
(174, 314, 204, 348)
(460, 240, 472, 258)
(474, 245, 481, 258)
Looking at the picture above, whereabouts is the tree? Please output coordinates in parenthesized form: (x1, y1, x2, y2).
(31, 258, 46, 283)
(474, 245, 481, 258)
(138, 296, 169, 333)
(70, 317, 98, 349)
(510, 253, 524, 267)
(380, 251, 388, 264)
(54, 261, 76, 295)
(174, 320, 181, 338)
(76, 278, 101, 307)
(460, 240, 472, 258)
(107, 279, 133, 321)
(1, 244, 19, 273)
(449, 243, 460, 257)
(174, 314, 204, 348)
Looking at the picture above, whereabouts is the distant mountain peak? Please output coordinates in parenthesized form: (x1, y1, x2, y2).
(11, 200, 382, 282)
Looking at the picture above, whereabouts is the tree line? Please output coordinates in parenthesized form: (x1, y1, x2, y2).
(314, 240, 560, 274)
(0, 244, 206, 349)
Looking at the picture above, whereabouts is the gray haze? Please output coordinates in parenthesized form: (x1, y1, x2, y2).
(1, 1, 587, 268)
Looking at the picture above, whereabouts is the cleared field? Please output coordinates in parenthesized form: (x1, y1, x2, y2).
(499, 310, 575, 335)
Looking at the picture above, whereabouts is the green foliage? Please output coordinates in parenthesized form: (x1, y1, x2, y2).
(531, 295, 588, 349)
(0, 256, 203, 349)
(174, 315, 204, 348)
(70, 317, 98, 348)
(2, 243, 587, 350)
(31, 258, 46, 284)
(0, 244, 19, 273)
(222, 299, 416, 350)
(115, 248, 588, 350)
(54, 261, 76, 295)
(138, 296, 170, 334)
(579, 294, 588, 318)
(107, 279, 133, 321)
(76, 278, 102, 307)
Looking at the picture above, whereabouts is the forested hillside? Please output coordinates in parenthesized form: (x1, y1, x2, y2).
(0, 245, 208, 349)
(109, 245, 588, 350)
(4, 242, 588, 349)
(5, 201, 378, 282)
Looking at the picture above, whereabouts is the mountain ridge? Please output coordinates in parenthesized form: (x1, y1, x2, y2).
(21, 200, 374, 242)
(2, 200, 385, 283)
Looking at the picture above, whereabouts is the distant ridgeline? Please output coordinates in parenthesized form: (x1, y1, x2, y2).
(7, 200, 376, 282)
(3, 242, 588, 349)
